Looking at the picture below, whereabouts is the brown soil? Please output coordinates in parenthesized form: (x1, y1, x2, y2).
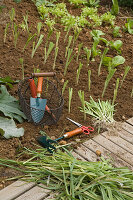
(0, 0, 133, 189)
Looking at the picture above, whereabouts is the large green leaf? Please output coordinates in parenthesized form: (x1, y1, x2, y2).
(112, 55, 125, 67)
(102, 55, 125, 69)
(0, 85, 26, 123)
(0, 117, 24, 139)
(110, 40, 123, 52)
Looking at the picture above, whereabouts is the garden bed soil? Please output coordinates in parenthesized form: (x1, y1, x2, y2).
(0, 0, 133, 189)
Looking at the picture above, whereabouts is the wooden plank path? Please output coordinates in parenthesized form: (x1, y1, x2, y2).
(0, 117, 133, 200)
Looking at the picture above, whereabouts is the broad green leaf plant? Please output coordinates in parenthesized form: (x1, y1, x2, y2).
(0, 117, 24, 139)
(0, 85, 26, 123)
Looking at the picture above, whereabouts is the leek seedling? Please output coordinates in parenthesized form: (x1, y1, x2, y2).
(65, 35, 73, 58)
(91, 38, 100, 61)
(13, 23, 19, 48)
(37, 22, 42, 37)
(112, 78, 119, 105)
(64, 48, 75, 76)
(44, 29, 54, 59)
(44, 41, 54, 64)
(23, 33, 36, 52)
(45, 18, 55, 48)
(98, 47, 109, 76)
(84, 47, 91, 66)
(73, 26, 82, 47)
(76, 62, 83, 84)
(64, 25, 72, 42)
(53, 46, 59, 69)
(62, 80, 69, 95)
(4, 23, 10, 43)
(56, 31, 60, 47)
(80, 96, 115, 123)
(88, 69, 91, 91)
(45, 77, 49, 97)
(68, 87, 73, 113)
(78, 90, 86, 120)
(31, 34, 44, 58)
(102, 68, 116, 98)
(120, 66, 131, 88)
(19, 58, 24, 80)
(23, 14, 29, 33)
(10, 8, 15, 27)
(76, 43, 83, 62)
(45, 29, 54, 49)
(53, 32, 60, 69)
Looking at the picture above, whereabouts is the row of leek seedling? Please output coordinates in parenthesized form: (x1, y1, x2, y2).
(4, 9, 131, 79)
(65, 65, 131, 119)
(3, 8, 132, 121)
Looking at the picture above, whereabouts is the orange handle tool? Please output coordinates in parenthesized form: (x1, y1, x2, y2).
(37, 77, 43, 97)
(64, 128, 83, 138)
(55, 128, 83, 142)
(28, 78, 37, 98)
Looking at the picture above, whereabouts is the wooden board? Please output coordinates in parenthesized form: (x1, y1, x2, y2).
(123, 122, 133, 135)
(93, 134, 133, 166)
(126, 117, 133, 125)
(83, 139, 133, 170)
(85, 138, 133, 169)
(118, 129, 133, 144)
(15, 185, 50, 200)
(74, 144, 97, 162)
(101, 131, 133, 154)
(0, 181, 35, 200)
(72, 151, 86, 161)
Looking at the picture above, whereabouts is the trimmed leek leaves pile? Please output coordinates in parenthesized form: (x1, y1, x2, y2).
(0, 147, 133, 199)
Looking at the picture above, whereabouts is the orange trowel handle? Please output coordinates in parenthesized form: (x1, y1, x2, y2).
(28, 78, 37, 98)
(37, 77, 43, 96)
(64, 128, 83, 138)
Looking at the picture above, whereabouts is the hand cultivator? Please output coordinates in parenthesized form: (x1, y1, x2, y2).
(37, 118, 94, 153)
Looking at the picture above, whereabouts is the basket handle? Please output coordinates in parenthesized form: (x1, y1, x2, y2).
(32, 72, 56, 77)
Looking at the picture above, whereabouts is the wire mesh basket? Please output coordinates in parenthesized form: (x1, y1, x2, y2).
(18, 73, 64, 126)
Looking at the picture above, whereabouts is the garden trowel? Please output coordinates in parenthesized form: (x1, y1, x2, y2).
(30, 77, 47, 123)
(29, 72, 56, 122)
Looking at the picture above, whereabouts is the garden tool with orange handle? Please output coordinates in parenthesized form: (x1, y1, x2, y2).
(30, 77, 47, 123)
(28, 72, 56, 121)
(37, 118, 94, 153)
